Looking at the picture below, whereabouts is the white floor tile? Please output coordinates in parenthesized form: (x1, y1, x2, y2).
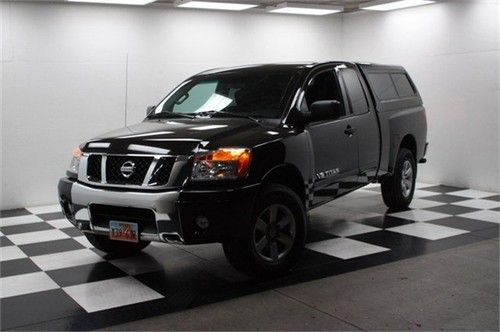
(306, 238, 389, 260)
(460, 210, 500, 224)
(63, 276, 163, 313)
(311, 207, 381, 223)
(453, 199, 500, 210)
(388, 222, 469, 240)
(6, 229, 70, 245)
(0, 272, 59, 299)
(322, 221, 381, 237)
(409, 199, 446, 210)
(0, 215, 43, 227)
(412, 189, 439, 198)
(46, 219, 74, 229)
(448, 189, 498, 199)
(345, 189, 380, 199)
(110, 255, 163, 275)
(26, 204, 62, 215)
(73, 235, 94, 248)
(388, 209, 449, 222)
(31, 248, 104, 271)
(0, 246, 28, 262)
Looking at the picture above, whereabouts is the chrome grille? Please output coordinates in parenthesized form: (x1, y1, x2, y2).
(84, 154, 177, 188)
(149, 158, 176, 186)
(87, 155, 102, 182)
(106, 156, 153, 185)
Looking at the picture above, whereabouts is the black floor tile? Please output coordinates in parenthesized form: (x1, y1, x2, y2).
(427, 216, 499, 232)
(47, 262, 127, 287)
(297, 248, 342, 270)
(60, 227, 83, 237)
(0, 289, 85, 330)
(0, 208, 31, 218)
(0, 236, 15, 247)
(0, 258, 41, 278)
(421, 194, 470, 203)
(135, 268, 230, 300)
(0, 222, 54, 235)
(424, 204, 479, 215)
(19, 238, 84, 256)
(359, 214, 415, 228)
(305, 228, 338, 243)
(483, 195, 500, 202)
(37, 211, 65, 221)
(350, 230, 429, 254)
(422, 185, 466, 193)
(469, 227, 500, 240)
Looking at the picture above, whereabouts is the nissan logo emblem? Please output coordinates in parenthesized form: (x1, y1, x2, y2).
(120, 161, 136, 178)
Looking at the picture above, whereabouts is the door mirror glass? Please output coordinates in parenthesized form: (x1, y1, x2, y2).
(146, 105, 156, 116)
(309, 100, 342, 122)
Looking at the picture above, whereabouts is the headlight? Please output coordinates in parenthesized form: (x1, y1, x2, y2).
(191, 148, 252, 181)
(67, 147, 82, 178)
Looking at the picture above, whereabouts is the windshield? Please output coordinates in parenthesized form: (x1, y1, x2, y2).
(151, 70, 299, 119)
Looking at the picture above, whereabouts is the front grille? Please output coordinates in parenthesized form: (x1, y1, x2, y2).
(85, 154, 176, 187)
(106, 156, 153, 185)
(149, 157, 176, 186)
(90, 204, 157, 234)
(87, 155, 102, 182)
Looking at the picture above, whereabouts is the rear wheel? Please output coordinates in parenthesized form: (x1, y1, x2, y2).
(381, 148, 416, 211)
(223, 184, 307, 278)
(84, 233, 150, 256)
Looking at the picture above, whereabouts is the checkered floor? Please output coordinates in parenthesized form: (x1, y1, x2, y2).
(1, 183, 499, 330)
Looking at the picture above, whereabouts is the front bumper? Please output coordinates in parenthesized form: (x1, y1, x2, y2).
(58, 178, 259, 244)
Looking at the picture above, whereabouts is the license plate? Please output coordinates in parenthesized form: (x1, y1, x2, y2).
(109, 221, 139, 243)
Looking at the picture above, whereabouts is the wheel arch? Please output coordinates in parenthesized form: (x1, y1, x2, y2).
(400, 134, 417, 159)
(387, 134, 417, 175)
(261, 164, 306, 206)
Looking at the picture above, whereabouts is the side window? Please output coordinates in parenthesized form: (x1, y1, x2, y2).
(367, 73, 398, 101)
(302, 70, 345, 117)
(391, 73, 415, 98)
(339, 68, 369, 115)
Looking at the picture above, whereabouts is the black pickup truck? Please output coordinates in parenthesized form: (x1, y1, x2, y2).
(58, 62, 428, 277)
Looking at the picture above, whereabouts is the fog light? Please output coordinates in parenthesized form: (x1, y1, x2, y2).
(195, 216, 210, 229)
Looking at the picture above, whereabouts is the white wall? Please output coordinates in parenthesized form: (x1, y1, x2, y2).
(1, 0, 499, 210)
(341, 0, 500, 192)
(0, 1, 342, 209)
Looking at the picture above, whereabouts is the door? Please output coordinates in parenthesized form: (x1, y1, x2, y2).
(303, 69, 359, 206)
(338, 66, 380, 183)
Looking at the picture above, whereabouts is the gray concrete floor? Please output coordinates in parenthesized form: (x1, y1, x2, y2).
(103, 239, 499, 331)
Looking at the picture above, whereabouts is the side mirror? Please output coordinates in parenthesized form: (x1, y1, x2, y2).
(309, 100, 342, 122)
(146, 105, 156, 116)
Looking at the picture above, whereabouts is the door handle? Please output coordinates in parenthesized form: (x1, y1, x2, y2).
(344, 125, 356, 137)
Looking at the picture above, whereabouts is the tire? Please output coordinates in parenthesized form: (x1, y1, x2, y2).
(84, 233, 150, 256)
(381, 148, 416, 211)
(223, 184, 307, 278)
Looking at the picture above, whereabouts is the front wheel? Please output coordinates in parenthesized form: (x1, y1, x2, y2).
(84, 233, 150, 257)
(381, 148, 416, 211)
(223, 184, 307, 278)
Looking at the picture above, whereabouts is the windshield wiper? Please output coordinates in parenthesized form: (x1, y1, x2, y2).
(147, 112, 195, 120)
(191, 110, 261, 123)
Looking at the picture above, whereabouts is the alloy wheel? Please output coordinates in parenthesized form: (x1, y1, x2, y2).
(253, 204, 296, 262)
(401, 159, 413, 198)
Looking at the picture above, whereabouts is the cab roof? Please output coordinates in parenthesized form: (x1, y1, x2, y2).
(195, 61, 404, 76)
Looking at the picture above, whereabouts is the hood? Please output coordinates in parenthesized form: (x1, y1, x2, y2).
(83, 118, 285, 156)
